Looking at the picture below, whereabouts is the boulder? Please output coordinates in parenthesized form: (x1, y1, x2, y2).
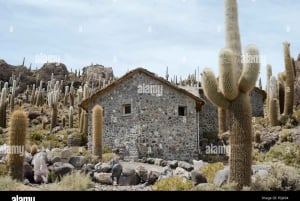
(178, 161, 193, 172)
(174, 167, 190, 179)
(168, 160, 178, 169)
(154, 158, 163, 166)
(193, 160, 206, 171)
(122, 167, 135, 177)
(50, 156, 61, 164)
(52, 162, 74, 177)
(191, 170, 207, 185)
(69, 156, 86, 169)
(81, 163, 94, 174)
(111, 163, 123, 184)
(94, 162, 111, 173)
(135, 166, 148, 183)
(31, 151, 48, 166)
(146, 158, 155, 164)
(23, 162, 34, 183)
(119, 174, 140, 186)
(25, 152, 33, 164)
(33, 153, 48, 183)
(213, 167, 229, 187)
(146, 171, 160, 185)
(93, 172, 113, 185)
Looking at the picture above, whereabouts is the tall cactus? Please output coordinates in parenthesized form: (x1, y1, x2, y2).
(201, 46, 260, 188)
(0, 86, 7, 128)
(283, 42, 294, 115)
(10, 80, 16, 112)
(92, 105, 103, 158)
(48, 88, 59, 131)
(269, 76, 279, 126)
(8, 109, 28, 181)
(69, 106, 74, 128)
(266, 64, 272, 118)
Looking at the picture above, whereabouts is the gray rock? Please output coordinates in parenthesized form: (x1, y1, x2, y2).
(158, 166, 173, 181)
(23, 162, 34, 183)
(154, 158, 163, 166)
(135, 166, 148, 183)
(146, 171, 160, 185)
(112, 163, 123, 184)
(69, 156, 86, 169)
(122, 167, 135, 176)
(146, 158, 155, 164)
(52, 162, 74, 177)
(252, 165, 271, 174)
(67, 134, 82, 146)
(31, 151, 48, 166)
(81, 163, 94, 174)
(160, 160, 168, 167)
(191, 170, 207, 185)
(178, 161, 193, 172)
(119, 174, 140, 186)
(93, 172, 113, 185)
(192, 160, 206, 171)
(50, 156, 61, 164)
(95, 162, 111, 173)
(33, 153, 48, 183)
(213, 167, 229, 187)
(174, 167, 190, 179)
(61, 149, 73, 160)
(25, 152, 33, 163)
(168, 160, 178, 169)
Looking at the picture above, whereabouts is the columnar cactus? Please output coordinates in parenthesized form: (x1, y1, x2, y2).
(8, 109, 28, 181)
(269, 76, 279, 126)
(218, 108, 227, 134)
(201, 45, 260, 188)
(69, 106, 74, 128)
(35, 80, 43, 107)
(283, 42, 294, 116)
(0, 86, 7, 128)
(48, 89, 59, 131)
(92, 105, 103, 158)
(266, 64, 272, 118)
(10, 80, 16, 112)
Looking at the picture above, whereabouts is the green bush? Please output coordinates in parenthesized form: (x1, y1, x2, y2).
(152, 176, 194, 191)
(279, 129, 292, 142)
(103, 145, 112, 154)
(265, 142, 300, 168)
(44, 171, 94, 190)
(31, 119, 40, 125)
(30, 131, 44, 142)
(200, 162, 224, 183)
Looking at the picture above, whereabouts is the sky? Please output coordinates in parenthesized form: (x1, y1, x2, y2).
(0, 0, 299, 89)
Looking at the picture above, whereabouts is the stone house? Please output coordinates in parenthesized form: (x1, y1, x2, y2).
(80, 68, 205, 161)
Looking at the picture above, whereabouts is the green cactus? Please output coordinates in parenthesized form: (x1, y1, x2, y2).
(266, 64, 273, 118)
(201, 45, 260, 188)
(218, 108, 227, 134)
(283, 42, 294, 116)
(92, 105, 103, 158)
(8, 109, 28, 181)
(10, 80, 16, 112)
(268, 76, 279, 126)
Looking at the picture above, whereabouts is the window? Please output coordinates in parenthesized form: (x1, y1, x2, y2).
(178, 106, 187, 116)
(123, 104, 131, 115)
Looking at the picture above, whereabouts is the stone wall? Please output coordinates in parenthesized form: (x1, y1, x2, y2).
(87, 73, 199, 161)
(250, 89, 265, 117)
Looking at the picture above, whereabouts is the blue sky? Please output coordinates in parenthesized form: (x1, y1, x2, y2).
(0, 0, 299, 88)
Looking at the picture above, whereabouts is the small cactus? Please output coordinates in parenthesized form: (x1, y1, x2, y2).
(69, 106, 74, 128)
(8, 109, 28, 181)
(0, 87, 7, 128)
(92, 105, 103, 158)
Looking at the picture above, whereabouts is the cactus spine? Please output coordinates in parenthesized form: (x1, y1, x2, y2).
(92, 105, 103, 158)
(283, 42, 294, 115)
(8, 109, 28, 181)
(201, 45, 260, 188)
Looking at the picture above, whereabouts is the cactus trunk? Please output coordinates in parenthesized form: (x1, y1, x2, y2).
(229, 92, 252, 188)
(283, 42, 294, 115)
(92, 105, 103, 158)
(218, 108, 227, 134)
(8, 109, 28, 181)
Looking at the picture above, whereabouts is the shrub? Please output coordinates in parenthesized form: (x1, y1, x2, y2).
(254, 130, 261, 143)
(265, 142, 300, 168)
(31, 119, 40, 126)
(251, 162, 300, 191)
(0, 164, 8, 176)
(252, 148, 265, 164)
(44, 171, 94, 190)
(0, 176, 19, 190)
(152, 176, 193, 191)
(103, 145, 112, 154)
(200, 162, 224, 183)
(30, 131, 44, 142)
(102, 153, 118, 163)
(279, 129, 292, 142)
